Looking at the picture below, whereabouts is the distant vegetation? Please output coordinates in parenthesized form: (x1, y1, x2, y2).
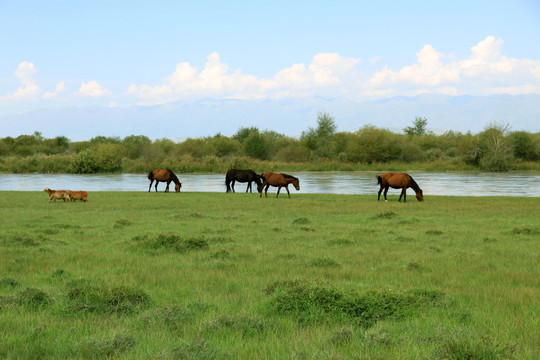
(1, 113, 539, 173)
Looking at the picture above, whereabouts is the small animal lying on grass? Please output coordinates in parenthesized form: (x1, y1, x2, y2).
(68, 190, 88, 202)
(43, 188, 71, 203)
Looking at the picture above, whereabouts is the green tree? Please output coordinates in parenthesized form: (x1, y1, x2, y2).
(510, 131, 537, 161)
(244, 131, 268, 160)
(123, 135, 151, 159)
(301, 112, 337, 158)
(478, 122, 512, 171)
(204, 134, 241, 157)
(94, 143, 125, 171)
(404, 116, 428, 136)
(233, 127, 260, 143)
(346, 125, 401, 163)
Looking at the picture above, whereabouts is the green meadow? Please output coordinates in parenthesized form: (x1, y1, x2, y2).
(0, 191, 538, 359)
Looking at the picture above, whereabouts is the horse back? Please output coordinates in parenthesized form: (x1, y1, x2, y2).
(150, 169, 174, 181)
(380, 172, 411, 187)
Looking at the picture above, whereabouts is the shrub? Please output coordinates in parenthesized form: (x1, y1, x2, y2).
(70, 149, 98, 174)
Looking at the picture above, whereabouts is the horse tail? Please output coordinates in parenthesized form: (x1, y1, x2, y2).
(377, 175, 382, 185)
(147, 170, 154, 180)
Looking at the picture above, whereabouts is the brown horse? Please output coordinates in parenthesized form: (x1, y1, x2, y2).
(377, 172, 423, 202)
(225, 169, 263, 193)
(260, 172, 300, 198)
(148, 169, 182, 192)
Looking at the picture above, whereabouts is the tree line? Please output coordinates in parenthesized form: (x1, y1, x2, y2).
(0, 113, 539, 173)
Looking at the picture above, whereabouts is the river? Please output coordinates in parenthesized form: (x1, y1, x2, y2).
(0, 172, 539, 197)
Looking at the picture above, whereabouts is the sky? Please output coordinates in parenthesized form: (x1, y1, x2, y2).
(1, 0, 539, 137)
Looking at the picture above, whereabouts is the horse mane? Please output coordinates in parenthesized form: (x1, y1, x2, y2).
(167, 169, 181, 184)
(408, 175, 421, 192)
(253, 174, 262, 185)
(281, 173, 297, 180)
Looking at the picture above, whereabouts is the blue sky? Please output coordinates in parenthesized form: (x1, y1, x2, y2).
(1, 0, 539, 133)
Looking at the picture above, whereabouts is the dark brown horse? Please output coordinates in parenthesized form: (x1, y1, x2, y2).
(377, 172, 423, 202)
(225, 169, 263, 193)
(260, 172, 300, 198)
(148, 169, 182, 192)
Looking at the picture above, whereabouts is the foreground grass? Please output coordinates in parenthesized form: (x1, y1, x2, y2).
(0, 191, 538, 359)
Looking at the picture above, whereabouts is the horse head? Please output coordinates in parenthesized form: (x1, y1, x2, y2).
(292, 178, 300, 191)
(416, 189, 424, 201)
(175, 183, 182, 192)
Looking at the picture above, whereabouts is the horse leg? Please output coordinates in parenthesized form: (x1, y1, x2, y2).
(154, 181, 159, 192)
(165, 180, 170, 192)
(378, 185, 383, 200)
(149, 179, 154, 192)
(231, 180, 236, 193)
(399, 188, 406, 202)
(285, 185, 291, 198)
(276, 186, 282, 198)
(246, 181, 251, 193)
(383, 186, 389, 202)
(264, 184, 270, 198)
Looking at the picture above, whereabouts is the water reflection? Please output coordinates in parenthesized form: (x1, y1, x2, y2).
(0, 172, 539, 197)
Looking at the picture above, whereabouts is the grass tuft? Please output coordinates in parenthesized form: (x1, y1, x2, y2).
(114, 218, 132, 228)
(0, 277, 20, 289)
(373, 211, 398, 219)
(437, 334, 517, 360)
(326, 238, 353, 246)
(265, 281, 444, 327)
(81, 334, 136, 359)
(66, 281, 150, 314)
(171, 339, 231, 359)
(512, 225, 540, 235)
(202, 315, 268, 338)
(16, 288, 52, 309)
(309, 257, 340, 268)
(139, 305, 195, 331)
(136, 233, 209, 252)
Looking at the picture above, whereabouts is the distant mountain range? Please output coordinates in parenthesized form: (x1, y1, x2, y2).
(1, 94, 539, 141)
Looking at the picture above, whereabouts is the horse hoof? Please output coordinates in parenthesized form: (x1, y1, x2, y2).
(385, 200, 388, 202)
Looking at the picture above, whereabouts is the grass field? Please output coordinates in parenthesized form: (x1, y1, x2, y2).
(0, 191, 538, 359)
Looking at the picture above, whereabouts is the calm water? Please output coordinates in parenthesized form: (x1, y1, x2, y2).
(1, 172, 539, 197)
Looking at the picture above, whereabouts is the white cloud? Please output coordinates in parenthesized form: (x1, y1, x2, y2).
(128, 52, 361, 104)
(2, 61, 41, 101)
(42, 81, 66, 99)
(367, 36, 540, 97)
(129, 39, 540, 106)
(75, 80, 111, 97)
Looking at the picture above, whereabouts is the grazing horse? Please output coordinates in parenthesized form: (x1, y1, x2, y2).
(377, 172, 423, 202)
(260, 172, 300, 198)
(225, 169, 263, 193)
(148, 169, 182, 192)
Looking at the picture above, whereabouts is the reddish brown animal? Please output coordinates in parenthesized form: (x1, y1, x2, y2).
(148, 169, 182, 192)
(377, 173, 424, 202)
(260, 172, 300, 198)
(69, 190, 88, 202)
(43, 187, 71, 203)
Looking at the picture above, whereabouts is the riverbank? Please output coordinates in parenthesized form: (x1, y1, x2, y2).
(0, 192, 538, 359)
